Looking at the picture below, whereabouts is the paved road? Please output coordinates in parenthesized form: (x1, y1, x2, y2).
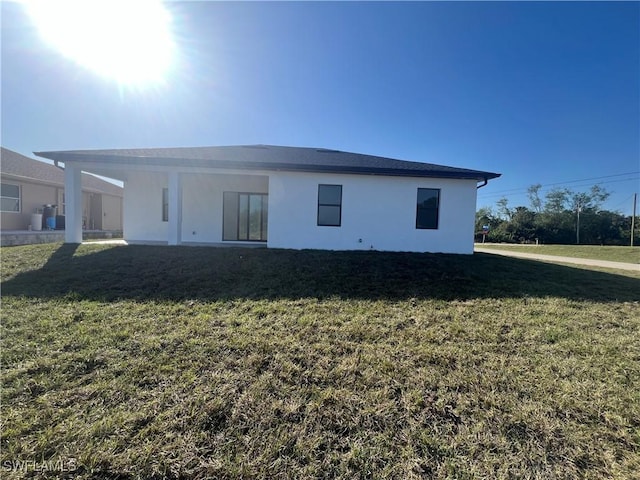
(83, 239, 128, 245)
(475, 247, 640, 272)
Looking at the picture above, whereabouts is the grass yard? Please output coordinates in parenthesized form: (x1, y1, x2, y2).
(2, 243, 639, 479)
(476, 244, 640, 264)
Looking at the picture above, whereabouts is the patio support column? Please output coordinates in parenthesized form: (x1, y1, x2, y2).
(64, 163, 83, 244)
(168, 171, 183, 245)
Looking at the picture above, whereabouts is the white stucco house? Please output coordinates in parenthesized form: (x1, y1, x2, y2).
(34, 145, 500, 254)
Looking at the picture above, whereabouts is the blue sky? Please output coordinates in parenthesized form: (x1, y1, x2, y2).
(2, 1, 639, 214)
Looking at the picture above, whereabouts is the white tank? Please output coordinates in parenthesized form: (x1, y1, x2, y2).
(31, 213, 43, 231)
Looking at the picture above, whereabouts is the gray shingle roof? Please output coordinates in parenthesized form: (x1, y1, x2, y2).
(34, 145, 501, 181)
(1, 147, 123, 196)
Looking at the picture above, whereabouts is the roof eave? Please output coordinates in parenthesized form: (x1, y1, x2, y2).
(34, 151, 501, 182)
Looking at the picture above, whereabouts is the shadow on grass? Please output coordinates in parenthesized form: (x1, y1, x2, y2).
(2, 244, 639, 302)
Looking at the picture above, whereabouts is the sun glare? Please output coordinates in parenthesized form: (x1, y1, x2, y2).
(26, 0, 175, 85)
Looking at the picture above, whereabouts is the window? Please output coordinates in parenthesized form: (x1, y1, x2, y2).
(317, 184, 342, 226)
(1, 183, 20, 212)
(416, 188, 440, 229)
(162, 188, 168, 222)
(223, 192, 268, 241)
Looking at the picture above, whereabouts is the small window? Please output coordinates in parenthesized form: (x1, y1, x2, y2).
(416, 188, 440, 229)
(318, 184, 342, 227)
(1, 183, 20, 212)
(162, 188, 169, 222)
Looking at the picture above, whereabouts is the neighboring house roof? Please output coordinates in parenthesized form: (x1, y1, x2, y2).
(34, 145, 501, 182)
(1, 147, 123, 196)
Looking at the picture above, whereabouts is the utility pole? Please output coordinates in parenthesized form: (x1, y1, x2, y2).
(632, 193, 637, 247)
(576, 202, 582, 245)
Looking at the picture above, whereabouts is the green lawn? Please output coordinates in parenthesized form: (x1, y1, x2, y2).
(2, 243, 639, 479)
(476, 244, 640, 264)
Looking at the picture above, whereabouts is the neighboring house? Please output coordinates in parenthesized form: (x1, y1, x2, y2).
(35, 145, 500, 254)
(1, 147, 123, 231)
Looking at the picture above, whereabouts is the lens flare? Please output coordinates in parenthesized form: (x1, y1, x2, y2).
(26, 0, 175, 85)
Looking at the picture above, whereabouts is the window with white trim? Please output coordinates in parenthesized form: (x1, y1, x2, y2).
(1, 183, 20, 212)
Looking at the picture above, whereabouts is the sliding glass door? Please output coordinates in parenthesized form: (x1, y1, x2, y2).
(223, 192, 268, 242)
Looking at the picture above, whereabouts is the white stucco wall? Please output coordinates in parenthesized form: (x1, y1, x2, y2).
(181, 173, 268, 243)
(123, 170, 268, 244)
(119, 166, 478, 254)
(268, 172, 478, 254)
(123, 171, 168, 242)
(102, 194, 123, 231)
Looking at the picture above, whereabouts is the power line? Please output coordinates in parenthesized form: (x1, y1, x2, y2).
(478, 175, 640, 199)
(609, 193, 636, 210)
(478, 171, 640, 197)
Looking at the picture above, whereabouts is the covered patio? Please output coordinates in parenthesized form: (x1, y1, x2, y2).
(58, 161, 270, 247)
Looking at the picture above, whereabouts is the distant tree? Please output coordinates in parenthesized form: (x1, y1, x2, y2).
(569, 185, 610, 213)
(567, 186, 610, 244)
(484, 185, 619, 245)
(625, 213, 640, 246)
(487, 222, 512, 243)
(544, 188, 570, 213)
(527, 184, 543, 213)
(507, 206, 537, 242)
(583, 209, 629, 245)
(475, 207, 493, 232)
(535, 211, 574, 244)
(475, 207, 508, 242)
(590, 185, 610, 208)
(496, 197, 512, 220)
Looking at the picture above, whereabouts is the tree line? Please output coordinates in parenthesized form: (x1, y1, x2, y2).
(476, 185, 638, 245)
